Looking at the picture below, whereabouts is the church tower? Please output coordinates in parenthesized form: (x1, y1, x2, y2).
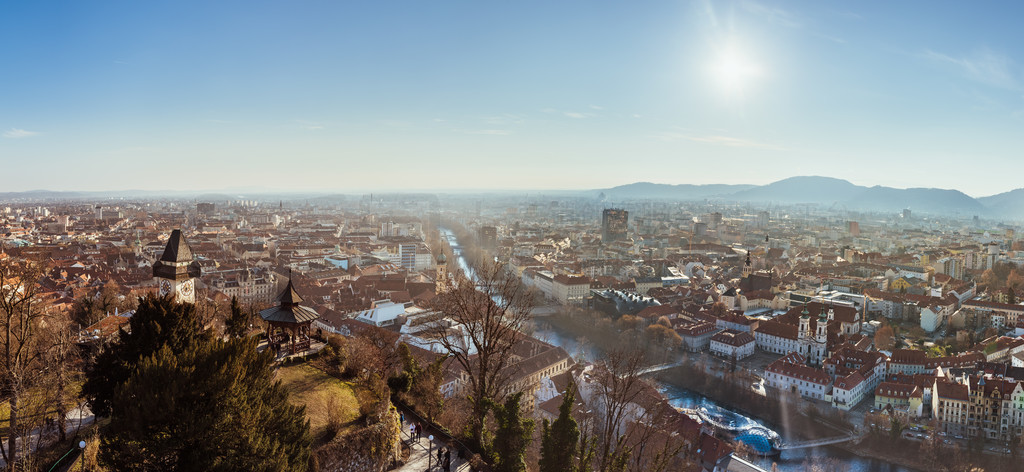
(798, 306, 811, 339)
(813, 310, 828, 365)
(742, 251, 753, 278)
(435, 252, 448, 294)
(153, 229, 201, 304)
(816, 311, 828, 344)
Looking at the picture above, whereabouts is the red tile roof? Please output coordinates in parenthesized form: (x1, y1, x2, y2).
(711, 329, 755, 347)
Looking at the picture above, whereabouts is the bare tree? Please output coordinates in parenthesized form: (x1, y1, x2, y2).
(624, 403, 689, 472)
(0, 257, 54, 470)
(428, 260, 535, 450)
(43, 315, 80, 443)
(588, 348, 649, 472)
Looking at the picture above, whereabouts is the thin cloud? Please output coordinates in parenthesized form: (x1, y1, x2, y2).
(814, 33, 848, 44)
(589, 105, 604, 110)
(481, 114, 526, 125)
(656, 131, 786, 150)
(3, 128, 39, 139)
(741, 1, 801, 29)
(925, 48, 1020, 91)
(456, 129, 512, 136)
(541, 108, 597, 119)
(742, 1, 848, 44)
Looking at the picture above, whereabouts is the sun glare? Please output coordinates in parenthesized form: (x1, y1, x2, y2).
(710, 46, 761, 96)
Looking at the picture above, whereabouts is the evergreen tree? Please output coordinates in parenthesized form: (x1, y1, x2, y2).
(491, 392, 534, 472)
(389, 343, 446, 421)
(224, 295, 250, 339)
(539, 382, 580, 472)
(100, 336, 312, 471)
(83, 295, 210, 417)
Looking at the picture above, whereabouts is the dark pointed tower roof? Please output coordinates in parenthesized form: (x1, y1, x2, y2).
(153, 229, 201, 280)
(160, 229, 194, 263)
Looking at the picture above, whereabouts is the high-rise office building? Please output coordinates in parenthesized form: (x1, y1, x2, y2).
(478, 226, 497, 250)
(602, 208, 628, 243)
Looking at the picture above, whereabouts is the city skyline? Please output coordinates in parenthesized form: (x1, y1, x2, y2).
(3, 1, 1024, 195)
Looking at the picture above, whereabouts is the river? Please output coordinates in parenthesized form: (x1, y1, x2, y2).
(441, 229, 915, 472)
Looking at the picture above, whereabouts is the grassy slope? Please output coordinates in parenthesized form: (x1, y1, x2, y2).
(275, 364, 361, 437)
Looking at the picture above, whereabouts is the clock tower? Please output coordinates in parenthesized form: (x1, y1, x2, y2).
(153, 229, 201, 304)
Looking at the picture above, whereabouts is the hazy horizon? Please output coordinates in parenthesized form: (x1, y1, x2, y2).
(1, 174, 1020, 200)
(3, 1, 1024, 196)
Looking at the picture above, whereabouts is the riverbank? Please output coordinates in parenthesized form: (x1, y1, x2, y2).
(835, 441, 924, 472)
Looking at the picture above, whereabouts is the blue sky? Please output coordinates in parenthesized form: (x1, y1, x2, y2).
(2, 1, 1023, 196)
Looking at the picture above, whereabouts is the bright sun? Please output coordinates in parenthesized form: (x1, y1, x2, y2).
(711, 46, 761, 96)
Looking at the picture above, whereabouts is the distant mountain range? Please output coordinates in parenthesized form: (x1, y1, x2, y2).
(7, 176, 1024, 219)
(598, 176, 1024, 219)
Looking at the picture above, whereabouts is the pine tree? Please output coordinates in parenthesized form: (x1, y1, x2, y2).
(224, 295, 250, 339)
(83, 295, 210, 417)
(100, 336, 312, 471)
(539, 382, 580, 472)
(491, 392, 535, 472)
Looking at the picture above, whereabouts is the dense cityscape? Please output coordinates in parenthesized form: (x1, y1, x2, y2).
(2, 189, 1024, 471)
(6, 1, 1024, 471)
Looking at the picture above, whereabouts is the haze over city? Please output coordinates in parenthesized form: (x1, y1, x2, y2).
(3, 1, 1024, 195)
(9, 2, 1024, 472)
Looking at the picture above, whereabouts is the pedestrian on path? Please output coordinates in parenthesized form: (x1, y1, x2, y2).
(444, 447, 451, 472)
(399, 411, 405, 427)
(437, 446, 443, 467)
(415, 423, 422, 440)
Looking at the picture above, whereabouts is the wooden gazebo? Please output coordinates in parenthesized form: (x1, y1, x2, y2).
(260, 278, 320, 355)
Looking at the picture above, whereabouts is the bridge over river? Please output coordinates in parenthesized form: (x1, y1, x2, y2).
(678, 406, 859, 455)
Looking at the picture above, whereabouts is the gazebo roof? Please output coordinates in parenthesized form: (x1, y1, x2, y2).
(260, 304, 320, 324)
(277, 278, 304, 305)
(260, 277, 319, 324)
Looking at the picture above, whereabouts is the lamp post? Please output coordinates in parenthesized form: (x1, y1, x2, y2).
(427, 434, 434, 471)
(78, 440, 86, 470)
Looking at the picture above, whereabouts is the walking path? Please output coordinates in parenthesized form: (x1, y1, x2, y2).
(393, 422, 471, 472)
(0, 404, 95, 468)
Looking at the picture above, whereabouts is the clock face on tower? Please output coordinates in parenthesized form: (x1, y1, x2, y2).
(159, 279, 171, 296)
(180, 279, 194, 298)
